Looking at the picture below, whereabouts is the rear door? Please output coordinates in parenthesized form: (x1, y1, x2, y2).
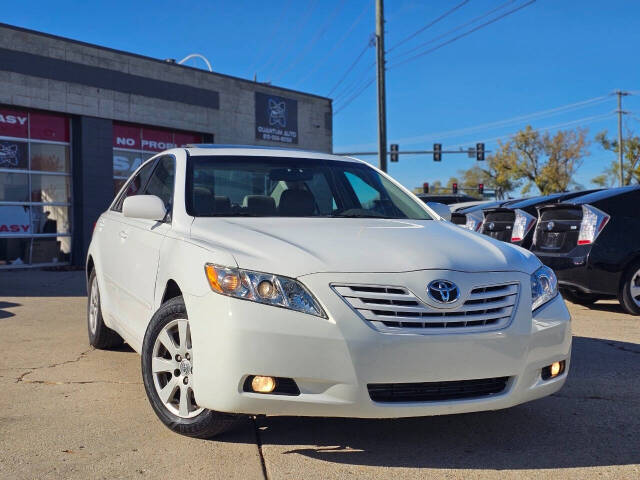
(117, 155, 176, 343)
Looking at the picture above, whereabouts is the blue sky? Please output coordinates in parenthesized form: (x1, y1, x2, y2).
(5, 0, 640, 192)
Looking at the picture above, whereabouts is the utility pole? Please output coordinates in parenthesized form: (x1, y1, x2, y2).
(615, 90, 629, 186)
(375, 0, 388, 172)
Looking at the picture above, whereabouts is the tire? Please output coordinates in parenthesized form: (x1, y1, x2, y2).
(561, 288, 600, 306)
(87, 270, 124, 349)
(619, 262, 640, 316)
(141, 296, 239, 438)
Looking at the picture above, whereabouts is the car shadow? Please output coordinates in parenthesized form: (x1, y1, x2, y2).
(0, 270, 86, 297)
(218, 336, 639, 470)
(587, 302, 627, 314)
(0, 301, 20, 319)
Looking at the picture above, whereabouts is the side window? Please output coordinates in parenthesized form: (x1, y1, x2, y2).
(144, 156, 176, 214)
(344, 171, 381, 210)
(111, 159, 157, 212)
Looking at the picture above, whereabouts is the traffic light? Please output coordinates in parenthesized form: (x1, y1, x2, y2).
(476, 143, 485, 161)
(452, 182, 458, 194)
(423, 182, 429, 194)
(390, 144, 399, 162)
(433, 143, 442, 162)
(478, 183, 484, 195)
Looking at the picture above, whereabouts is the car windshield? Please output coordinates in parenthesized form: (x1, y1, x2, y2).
(186, 155, 432, 219)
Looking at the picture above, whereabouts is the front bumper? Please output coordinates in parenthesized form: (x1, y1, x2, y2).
(185, 270, 571, 418)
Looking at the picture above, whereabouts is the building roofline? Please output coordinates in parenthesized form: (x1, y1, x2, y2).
(0, 22, 332, 103)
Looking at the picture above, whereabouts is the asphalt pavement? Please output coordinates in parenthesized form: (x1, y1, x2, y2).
(1, 270, 638, 479)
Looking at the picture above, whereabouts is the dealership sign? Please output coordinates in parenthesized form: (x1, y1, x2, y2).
(113, 123, 202, 152)
(255, 92, 298, 144)
(113, 123, 203, 177)
(0, 206, 31, 235)
(0, 108, 70, 142)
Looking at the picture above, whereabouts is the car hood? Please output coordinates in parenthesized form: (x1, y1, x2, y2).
(190, 218, 540, 278)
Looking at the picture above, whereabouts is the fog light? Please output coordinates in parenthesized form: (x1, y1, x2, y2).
(541, 360, 566, 380)
(251, 375, 276, 393)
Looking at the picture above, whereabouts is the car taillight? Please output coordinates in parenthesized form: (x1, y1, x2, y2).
(577, 204, 609, 245)
(463, 213, 483, 231)
(511, 209, 536, 242)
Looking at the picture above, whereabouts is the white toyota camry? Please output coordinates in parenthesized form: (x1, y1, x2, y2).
(86, 145, 571, 438)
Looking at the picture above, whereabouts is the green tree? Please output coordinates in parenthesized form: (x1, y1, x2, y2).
(473, 126, 589, 195)
(511, 126, 589, 194)
(592, 129, 640, 186)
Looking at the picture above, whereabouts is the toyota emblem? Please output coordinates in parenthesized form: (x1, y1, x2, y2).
(547, 221, 555, 231)
(427, 280, 459, 304)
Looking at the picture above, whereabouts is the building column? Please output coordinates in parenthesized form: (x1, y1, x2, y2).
(71, 116, 113, 266)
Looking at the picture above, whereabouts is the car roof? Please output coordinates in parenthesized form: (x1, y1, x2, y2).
(501, 189, 601, 209)
(185, 145, 361, 163)
(562, 185, 640, 204)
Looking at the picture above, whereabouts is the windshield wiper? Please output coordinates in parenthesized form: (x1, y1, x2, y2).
(328, 213, 393, 218)
(205, 212, 261, 217)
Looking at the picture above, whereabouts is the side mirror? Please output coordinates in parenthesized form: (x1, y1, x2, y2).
(426, 201, 451, 221)
(123, 195, 167, 221)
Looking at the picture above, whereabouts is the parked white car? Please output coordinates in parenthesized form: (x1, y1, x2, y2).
(87, 146, 571, 438)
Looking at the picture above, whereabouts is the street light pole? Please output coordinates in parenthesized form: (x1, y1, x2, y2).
(375, 0, 388, 172)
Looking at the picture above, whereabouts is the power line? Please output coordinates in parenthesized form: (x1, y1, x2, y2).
(247, 0, 294, 76)
(448, 112, 615, 149)
(273, 0, 348, 83)
(258, 0, 319, 79)
(294, 2, 371, 88)
(333, 62, 375, 101)
(335, 94, 615, 148)
(386, 0, 471, 54)
(388, 0, 516, 64)
(327, 38, 374, 96)
(331, 1, 530, 115)
(394, 95, 611, 145)
(334, 77, 376, 115)
(387, 0, 536, 71)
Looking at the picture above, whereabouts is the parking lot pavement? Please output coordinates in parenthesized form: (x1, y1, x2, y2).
(1, 271, 638, 479)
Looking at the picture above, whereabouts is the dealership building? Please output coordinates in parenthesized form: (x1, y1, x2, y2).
(0, 23, 332, 269)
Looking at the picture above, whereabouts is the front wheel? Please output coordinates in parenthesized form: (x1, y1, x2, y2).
(619, 264, 640, 316)
(141, 296, 239, 438)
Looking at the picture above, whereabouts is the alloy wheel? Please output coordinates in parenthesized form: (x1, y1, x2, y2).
(88, 276, 99, 334)
(631, 268, 640, 308)
(151, 318, 203, 418)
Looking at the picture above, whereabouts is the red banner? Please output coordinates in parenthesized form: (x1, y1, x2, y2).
(113, 124, 141, 150)
(141, 128, 174, 152)
(30, 111, 70, 142)
(0, 108, 29, 139)
(175, 132, 202, 147)
(114, 122, 202, 151)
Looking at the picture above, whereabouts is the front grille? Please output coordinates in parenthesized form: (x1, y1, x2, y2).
(333, 283, 519, 332)
(368, 377, 510, 403)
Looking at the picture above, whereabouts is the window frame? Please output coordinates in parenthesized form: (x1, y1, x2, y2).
(110, 157, 159, 213)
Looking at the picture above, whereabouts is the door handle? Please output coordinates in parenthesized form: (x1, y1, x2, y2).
(119, 231, 128, 240)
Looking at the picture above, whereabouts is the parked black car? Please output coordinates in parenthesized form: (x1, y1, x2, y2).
(451, 199, 520, 231)
(531, 185, 640, 315)
(480, 190, 601, 249)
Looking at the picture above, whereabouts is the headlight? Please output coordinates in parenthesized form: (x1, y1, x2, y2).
(204, 264, 326, 318)
(530, 265, 558, 311)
